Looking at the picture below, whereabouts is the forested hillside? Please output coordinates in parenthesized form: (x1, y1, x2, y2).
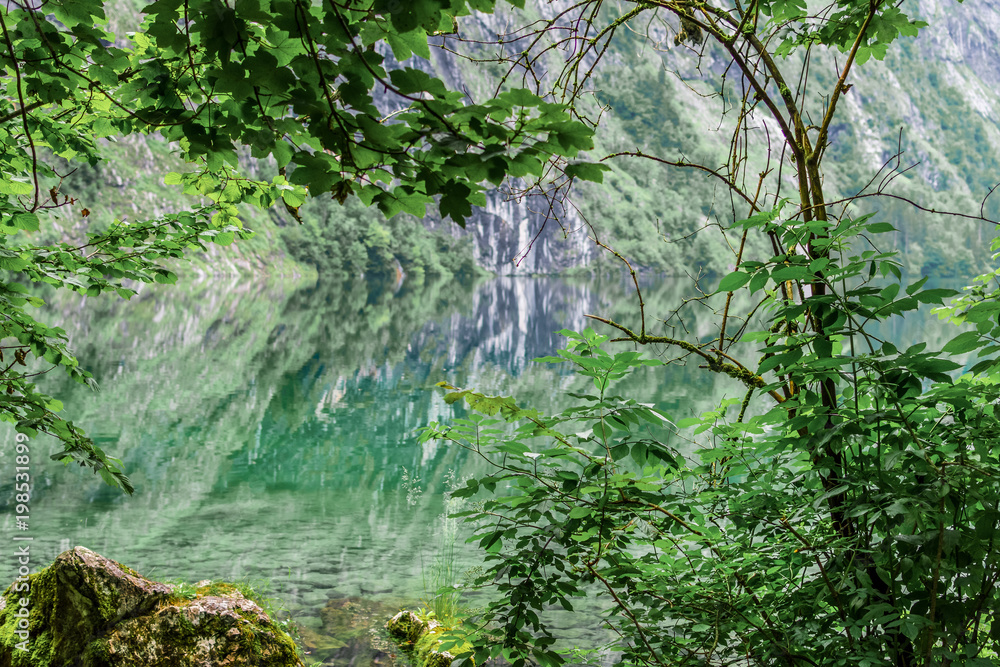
(574, 0, 1000, 275)
(53, 0, 1000, 278)
(444, 0, 1000, 274)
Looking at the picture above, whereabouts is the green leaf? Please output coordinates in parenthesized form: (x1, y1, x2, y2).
(154, 271, 177, 285)
(717, 271, 751, 292)
(213, 231, 236, 245)
(770, 265, 813, 282)
(0, 253, 28, 271)
(548, 121, 594, 154)
(387, 28, 431, 61)
(0, 179, 34, 195)
(748, 269, 769, 293)
(564, 162, 611, 183)
(439, 181, 473, 224)
(12, 213, 39, 231)
(942, 331, 984, 354)
(916, 288, 958, 304)
(631, 442, 648, 466)
(865, 222, 896, 234)
(905, 276, 929, 296)
(280, 185, 307, 208)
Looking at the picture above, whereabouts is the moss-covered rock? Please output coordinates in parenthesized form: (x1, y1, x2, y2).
(414, 626, 455, 667)
(385, 611, 461, 667)
(0, 547, 302, 667)
(385, 611, 427, 647)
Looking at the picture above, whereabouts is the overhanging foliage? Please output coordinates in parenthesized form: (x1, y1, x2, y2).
(0, 0, 597, 489)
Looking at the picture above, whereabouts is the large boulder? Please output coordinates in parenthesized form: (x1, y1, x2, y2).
(0, 547, 302, 667)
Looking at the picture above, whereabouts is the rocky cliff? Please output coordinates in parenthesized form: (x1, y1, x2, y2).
(79, 0, 1000, 277)
(422, 0, 1000, 275)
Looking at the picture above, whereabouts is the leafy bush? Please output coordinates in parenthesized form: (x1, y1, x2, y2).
(423, 222, 1000, 666)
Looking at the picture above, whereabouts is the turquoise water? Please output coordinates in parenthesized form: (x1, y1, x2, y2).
(0, 272, 967, 663)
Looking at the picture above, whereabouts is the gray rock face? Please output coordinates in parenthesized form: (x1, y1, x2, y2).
(0, 547, 301, 667)
(370, 7, 599, 275)
(437, 190, 598, 275)
(412, 0, 1000, 273)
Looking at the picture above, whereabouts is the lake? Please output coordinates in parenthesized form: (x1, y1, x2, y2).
(0, 271, 969, 664)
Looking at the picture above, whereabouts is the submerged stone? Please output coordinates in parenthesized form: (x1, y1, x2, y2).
(385, 611, 427, 647)
(385, 611, 457, 667)
(0, 546, 302, 667)
(305, 595, 397, 666)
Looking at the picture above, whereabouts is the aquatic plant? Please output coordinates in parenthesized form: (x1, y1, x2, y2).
(420, 469, 469, 626)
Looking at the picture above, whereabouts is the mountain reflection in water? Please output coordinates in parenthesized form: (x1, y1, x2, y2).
(0, 273, 961, 664)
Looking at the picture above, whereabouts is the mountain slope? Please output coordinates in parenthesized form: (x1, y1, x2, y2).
(55, 0, 1000, 278)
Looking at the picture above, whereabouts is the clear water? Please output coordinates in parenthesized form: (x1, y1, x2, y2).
(0, 271, 966, 663)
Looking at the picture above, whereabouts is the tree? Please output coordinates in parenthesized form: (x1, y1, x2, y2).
(0, 0, 600, 491)
(418, 1, 1000, 665)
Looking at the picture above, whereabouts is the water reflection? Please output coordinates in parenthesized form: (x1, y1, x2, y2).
(0, 275, 686, 658)
(0, 272, 964, 664)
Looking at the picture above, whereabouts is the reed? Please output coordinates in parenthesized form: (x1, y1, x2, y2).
(420, 469, 467, 625)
